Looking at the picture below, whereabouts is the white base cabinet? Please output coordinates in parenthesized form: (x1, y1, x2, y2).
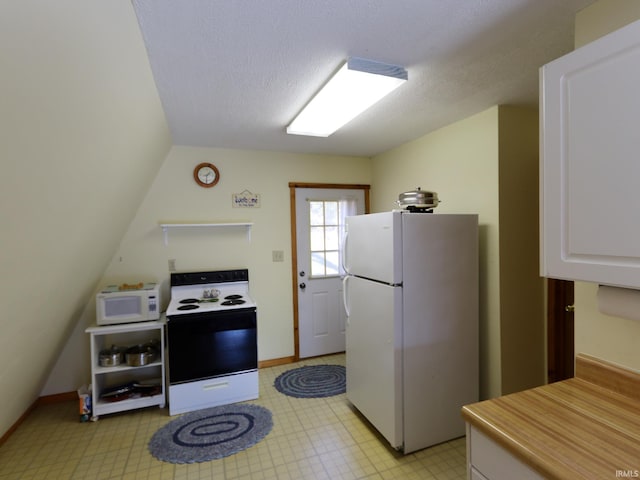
(466, 425, 542, 480)
(540, 19, 640, 288)
(86, 319, 166, 420)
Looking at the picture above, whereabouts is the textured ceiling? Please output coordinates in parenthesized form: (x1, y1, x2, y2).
(132, 0, 594, 157)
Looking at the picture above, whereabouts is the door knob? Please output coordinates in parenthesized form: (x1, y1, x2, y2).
(565, 304, 575, 312)
(299, 282, 306, 290)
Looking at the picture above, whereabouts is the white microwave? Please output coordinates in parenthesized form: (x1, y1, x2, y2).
(96, 283, 161, 326)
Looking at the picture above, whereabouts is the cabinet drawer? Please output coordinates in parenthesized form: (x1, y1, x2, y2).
(468, 425, 542, 480)
(168, 371, 259, 415)
(470, 466, 489, 480)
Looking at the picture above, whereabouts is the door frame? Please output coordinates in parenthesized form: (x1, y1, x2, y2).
(289, 182, 370, 360)
(547, 278, 575, 383)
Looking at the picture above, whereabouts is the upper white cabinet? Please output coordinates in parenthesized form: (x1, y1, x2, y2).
(540, 19, 640, 288)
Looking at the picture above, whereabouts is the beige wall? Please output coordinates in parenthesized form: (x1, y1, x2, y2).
(43, 146, 371, 394)
(372, 107, 502, 398)
(575, 0, 640, 47)
(497, 106, 545, 394)
(371, 106, 543, 399)
(573, 0, 640, 372)
(370, 108, 500, 217)
(0, 0, 171, 435)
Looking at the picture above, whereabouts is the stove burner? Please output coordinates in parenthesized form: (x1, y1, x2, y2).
(221, 299, 246, 306)
(179, 298, 200, 304)
(224, 294, 243, 300)
(177, 304, 200, 311)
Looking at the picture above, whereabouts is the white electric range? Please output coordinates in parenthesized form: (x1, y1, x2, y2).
(165, 269, 258, 415)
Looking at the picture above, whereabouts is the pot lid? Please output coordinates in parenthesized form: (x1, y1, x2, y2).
(100, 344, 124, 355)
(397, 187, 440, 208)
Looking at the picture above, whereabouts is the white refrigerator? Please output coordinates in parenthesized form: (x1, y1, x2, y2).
(343, 211, 478, 453)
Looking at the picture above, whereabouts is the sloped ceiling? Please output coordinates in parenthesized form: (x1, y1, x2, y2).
(132, 0, 594, 157)
(0, 0, 171, 437)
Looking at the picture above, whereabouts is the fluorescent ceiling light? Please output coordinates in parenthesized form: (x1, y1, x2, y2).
(286, 57, 408, 137)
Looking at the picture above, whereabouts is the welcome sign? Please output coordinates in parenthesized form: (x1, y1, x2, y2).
(232, 190, 260, 208)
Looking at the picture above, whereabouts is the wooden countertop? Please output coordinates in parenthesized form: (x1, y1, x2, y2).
(462, 354, 640, 479)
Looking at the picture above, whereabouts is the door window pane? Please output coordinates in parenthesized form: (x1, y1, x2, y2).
(310, 226, 325, 251)
(308, 200, 344, 278)
(311, 252, 326, 277)
(325, 226, 339, 250)
(310, 201, 325, 226)
(325, 251, 339, 276)
(325, 202, 338, 224)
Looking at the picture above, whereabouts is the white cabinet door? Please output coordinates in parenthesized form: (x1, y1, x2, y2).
(540, 19, 640, 288)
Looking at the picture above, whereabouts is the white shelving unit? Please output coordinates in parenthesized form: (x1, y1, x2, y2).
(159, 222, 253, 245)
(85, 318, 166, 420)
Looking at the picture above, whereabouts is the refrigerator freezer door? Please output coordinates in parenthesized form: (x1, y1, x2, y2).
(345, 211, 402, 284)
(345, 275, 403, 449)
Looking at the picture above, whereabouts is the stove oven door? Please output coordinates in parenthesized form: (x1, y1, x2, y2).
(166, 308, 257, 384)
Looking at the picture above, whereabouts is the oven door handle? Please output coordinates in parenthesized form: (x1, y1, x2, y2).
(203, 381, 229, 391)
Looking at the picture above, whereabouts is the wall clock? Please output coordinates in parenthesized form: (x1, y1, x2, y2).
(193, 162, 220, 188)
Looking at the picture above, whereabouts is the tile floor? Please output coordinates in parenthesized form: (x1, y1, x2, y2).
(0, 354, 467, 479)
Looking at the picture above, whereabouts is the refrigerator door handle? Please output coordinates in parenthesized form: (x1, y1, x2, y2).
(342, 275, 350, 320)
(341, 231, 350, 275)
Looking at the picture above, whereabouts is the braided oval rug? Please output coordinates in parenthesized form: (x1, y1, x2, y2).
(274, 364, 346, 398)
(148, 403, 272, 464)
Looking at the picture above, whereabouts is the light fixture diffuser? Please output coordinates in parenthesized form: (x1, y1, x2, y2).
(286, 57, 408, 137)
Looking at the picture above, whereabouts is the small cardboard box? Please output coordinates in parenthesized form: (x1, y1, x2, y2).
(77, 384, 92, 422)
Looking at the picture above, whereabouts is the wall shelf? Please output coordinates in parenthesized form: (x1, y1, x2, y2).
(159, 222, 253, 245)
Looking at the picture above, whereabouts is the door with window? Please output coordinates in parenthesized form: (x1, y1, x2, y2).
(293, 186, 367, 358)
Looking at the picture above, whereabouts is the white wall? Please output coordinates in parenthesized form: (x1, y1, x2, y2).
(43, 146, 371, 394)
(0, 0, 171, 435)
(573, 0, 640, 372)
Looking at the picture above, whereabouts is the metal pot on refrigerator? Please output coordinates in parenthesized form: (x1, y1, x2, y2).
(397, 187, 440, 209)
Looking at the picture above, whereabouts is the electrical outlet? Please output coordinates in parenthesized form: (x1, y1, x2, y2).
(168, 259, 176, 271)
(272, 250, 284, 262)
